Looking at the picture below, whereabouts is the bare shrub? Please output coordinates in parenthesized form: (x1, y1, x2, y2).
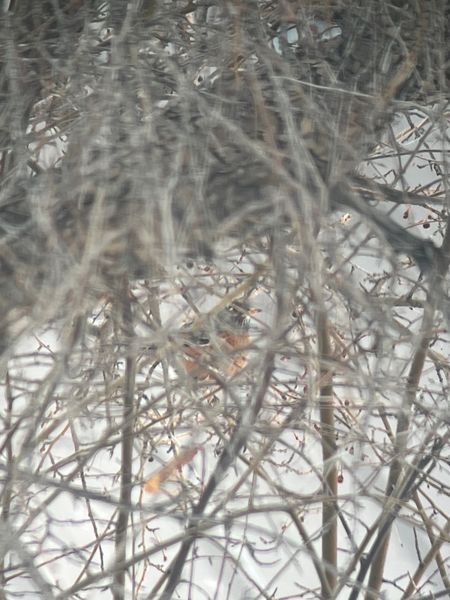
(0, 2, 449, 599)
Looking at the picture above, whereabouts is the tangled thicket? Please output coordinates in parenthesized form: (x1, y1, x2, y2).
(0, 2, 449, 599)
(1, 0, 448, 335)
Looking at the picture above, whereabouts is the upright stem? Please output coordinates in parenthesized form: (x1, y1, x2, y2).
(364, 215, 450, 600)
(365, 325, 431, 600)
(112, 279, 136, 600)
(0, 371, 14, 600)
(318, 309, 337, 598)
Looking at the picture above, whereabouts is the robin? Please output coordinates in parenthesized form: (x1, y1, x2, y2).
(180, 300, 253, 381)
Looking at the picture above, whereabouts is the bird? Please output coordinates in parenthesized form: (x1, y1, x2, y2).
(179, 299, 253, 381)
